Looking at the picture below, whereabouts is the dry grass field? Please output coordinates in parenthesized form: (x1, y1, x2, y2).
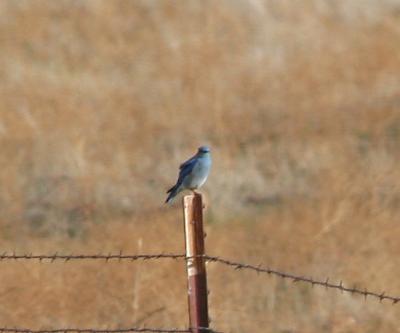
(1, 1, 400, 332)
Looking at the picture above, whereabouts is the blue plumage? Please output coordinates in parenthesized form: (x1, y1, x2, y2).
(165, 146, 212, 203)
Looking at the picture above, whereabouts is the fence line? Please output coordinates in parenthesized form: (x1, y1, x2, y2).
(0, 251, 398, 304)
(0, 252, 185, 262)
(204, 255, 400, 304)
(0, 327, 220, 333)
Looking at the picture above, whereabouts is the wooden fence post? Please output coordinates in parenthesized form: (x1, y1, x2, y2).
(183, 193, 209, 333)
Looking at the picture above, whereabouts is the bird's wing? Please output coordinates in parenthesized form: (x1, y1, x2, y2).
(166, 157, 197, 194)
(175, 158, 197, 186)
(180, 154, 197, 169)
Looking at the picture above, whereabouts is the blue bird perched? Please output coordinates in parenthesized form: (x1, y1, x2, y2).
(165, 146, 212, 203)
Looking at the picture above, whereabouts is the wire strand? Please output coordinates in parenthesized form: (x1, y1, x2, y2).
(0, 327, 220, 333)
(0, 251, 398, 304)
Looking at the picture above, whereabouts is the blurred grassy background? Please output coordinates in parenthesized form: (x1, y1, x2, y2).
(1, 0, 400, 332)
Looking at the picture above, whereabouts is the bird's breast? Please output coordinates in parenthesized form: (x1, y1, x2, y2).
(186, 157, 211, 189)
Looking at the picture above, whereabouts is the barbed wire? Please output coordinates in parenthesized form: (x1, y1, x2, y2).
(0, 328, 188, 333)
(203, 255, 400, 304)
(0, 252, 185, 262)
(0, 251, 398, 304)
(0, 327, 219, 333)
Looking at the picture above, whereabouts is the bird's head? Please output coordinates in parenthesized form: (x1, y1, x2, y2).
(197, 146, 210, 156)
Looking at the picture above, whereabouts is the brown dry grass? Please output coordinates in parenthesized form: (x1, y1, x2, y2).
(1, 1, 400, 332)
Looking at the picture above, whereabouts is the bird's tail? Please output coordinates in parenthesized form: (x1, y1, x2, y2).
(165, 185, 179, 204)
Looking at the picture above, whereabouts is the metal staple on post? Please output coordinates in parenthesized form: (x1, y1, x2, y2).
(182, 193, 209, 333)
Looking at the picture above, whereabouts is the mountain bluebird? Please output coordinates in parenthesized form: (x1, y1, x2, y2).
(165, 146, 212, 203)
